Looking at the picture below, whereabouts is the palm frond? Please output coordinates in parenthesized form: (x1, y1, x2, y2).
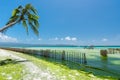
(12, 9, 20, 17)
(22, 20, 28, 34)
(29, 22, 39, 36)
(32, 14, 39, 20)
(12, 9, 17, 16)
(28, 15, 39, 28)
(30, 6, 37, 14)
(1, 4, 40, 36)
(18, 5, 23, 9)
(25, 4, 31, 10)
(25, 4, 38, 14)
(6, 15, 19, 25)
(33, 20, 39, 28)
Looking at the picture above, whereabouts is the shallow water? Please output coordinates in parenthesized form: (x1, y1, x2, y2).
(7, 46, 120, 78)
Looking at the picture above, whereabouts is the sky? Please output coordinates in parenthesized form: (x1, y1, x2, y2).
(0, 0, 120, 45)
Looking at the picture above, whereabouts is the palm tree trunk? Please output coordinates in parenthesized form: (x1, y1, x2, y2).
(0, 21, 17, 32)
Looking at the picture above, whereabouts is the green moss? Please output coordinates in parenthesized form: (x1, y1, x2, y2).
(0, 57, 25, 80)
(9, 50, 118, 80)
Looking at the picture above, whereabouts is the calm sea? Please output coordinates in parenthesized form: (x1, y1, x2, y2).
(14, 46, 120, 50)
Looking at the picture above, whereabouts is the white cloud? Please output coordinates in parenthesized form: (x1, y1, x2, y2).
(65, 36, 77, 41)
(61, 38, 64, 40)
(49, 37, 59, 40)
(0, 33, 18, 42)
(102, 38, 108, 42)
(48, 36, 78, 41)
(71, 37, 77, 41)
(65, 36, 71, 41)
(55, 37, 59, 40)
(38, 38, 42, 40)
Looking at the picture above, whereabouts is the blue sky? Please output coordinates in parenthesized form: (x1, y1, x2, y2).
(0, 0, 120, 45)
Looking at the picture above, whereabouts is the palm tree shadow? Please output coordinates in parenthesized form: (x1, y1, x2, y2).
(0, 58, 29, 66)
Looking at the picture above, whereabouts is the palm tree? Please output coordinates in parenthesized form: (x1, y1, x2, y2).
(0, 4, 39, 36)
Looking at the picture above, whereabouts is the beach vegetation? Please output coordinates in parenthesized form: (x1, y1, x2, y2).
(0, 57, 25, 80)
(8, 49, 120, 80)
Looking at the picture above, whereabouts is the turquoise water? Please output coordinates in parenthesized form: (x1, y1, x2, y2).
(18, 46, 120, 50)
(18, 46, 120, 74)
(3, 46, 120, 78)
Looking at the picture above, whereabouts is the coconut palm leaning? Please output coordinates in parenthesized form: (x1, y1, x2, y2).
(0, 4, 39, 36)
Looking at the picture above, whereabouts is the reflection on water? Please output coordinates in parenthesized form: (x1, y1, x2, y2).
(100, 56, 108, 69)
